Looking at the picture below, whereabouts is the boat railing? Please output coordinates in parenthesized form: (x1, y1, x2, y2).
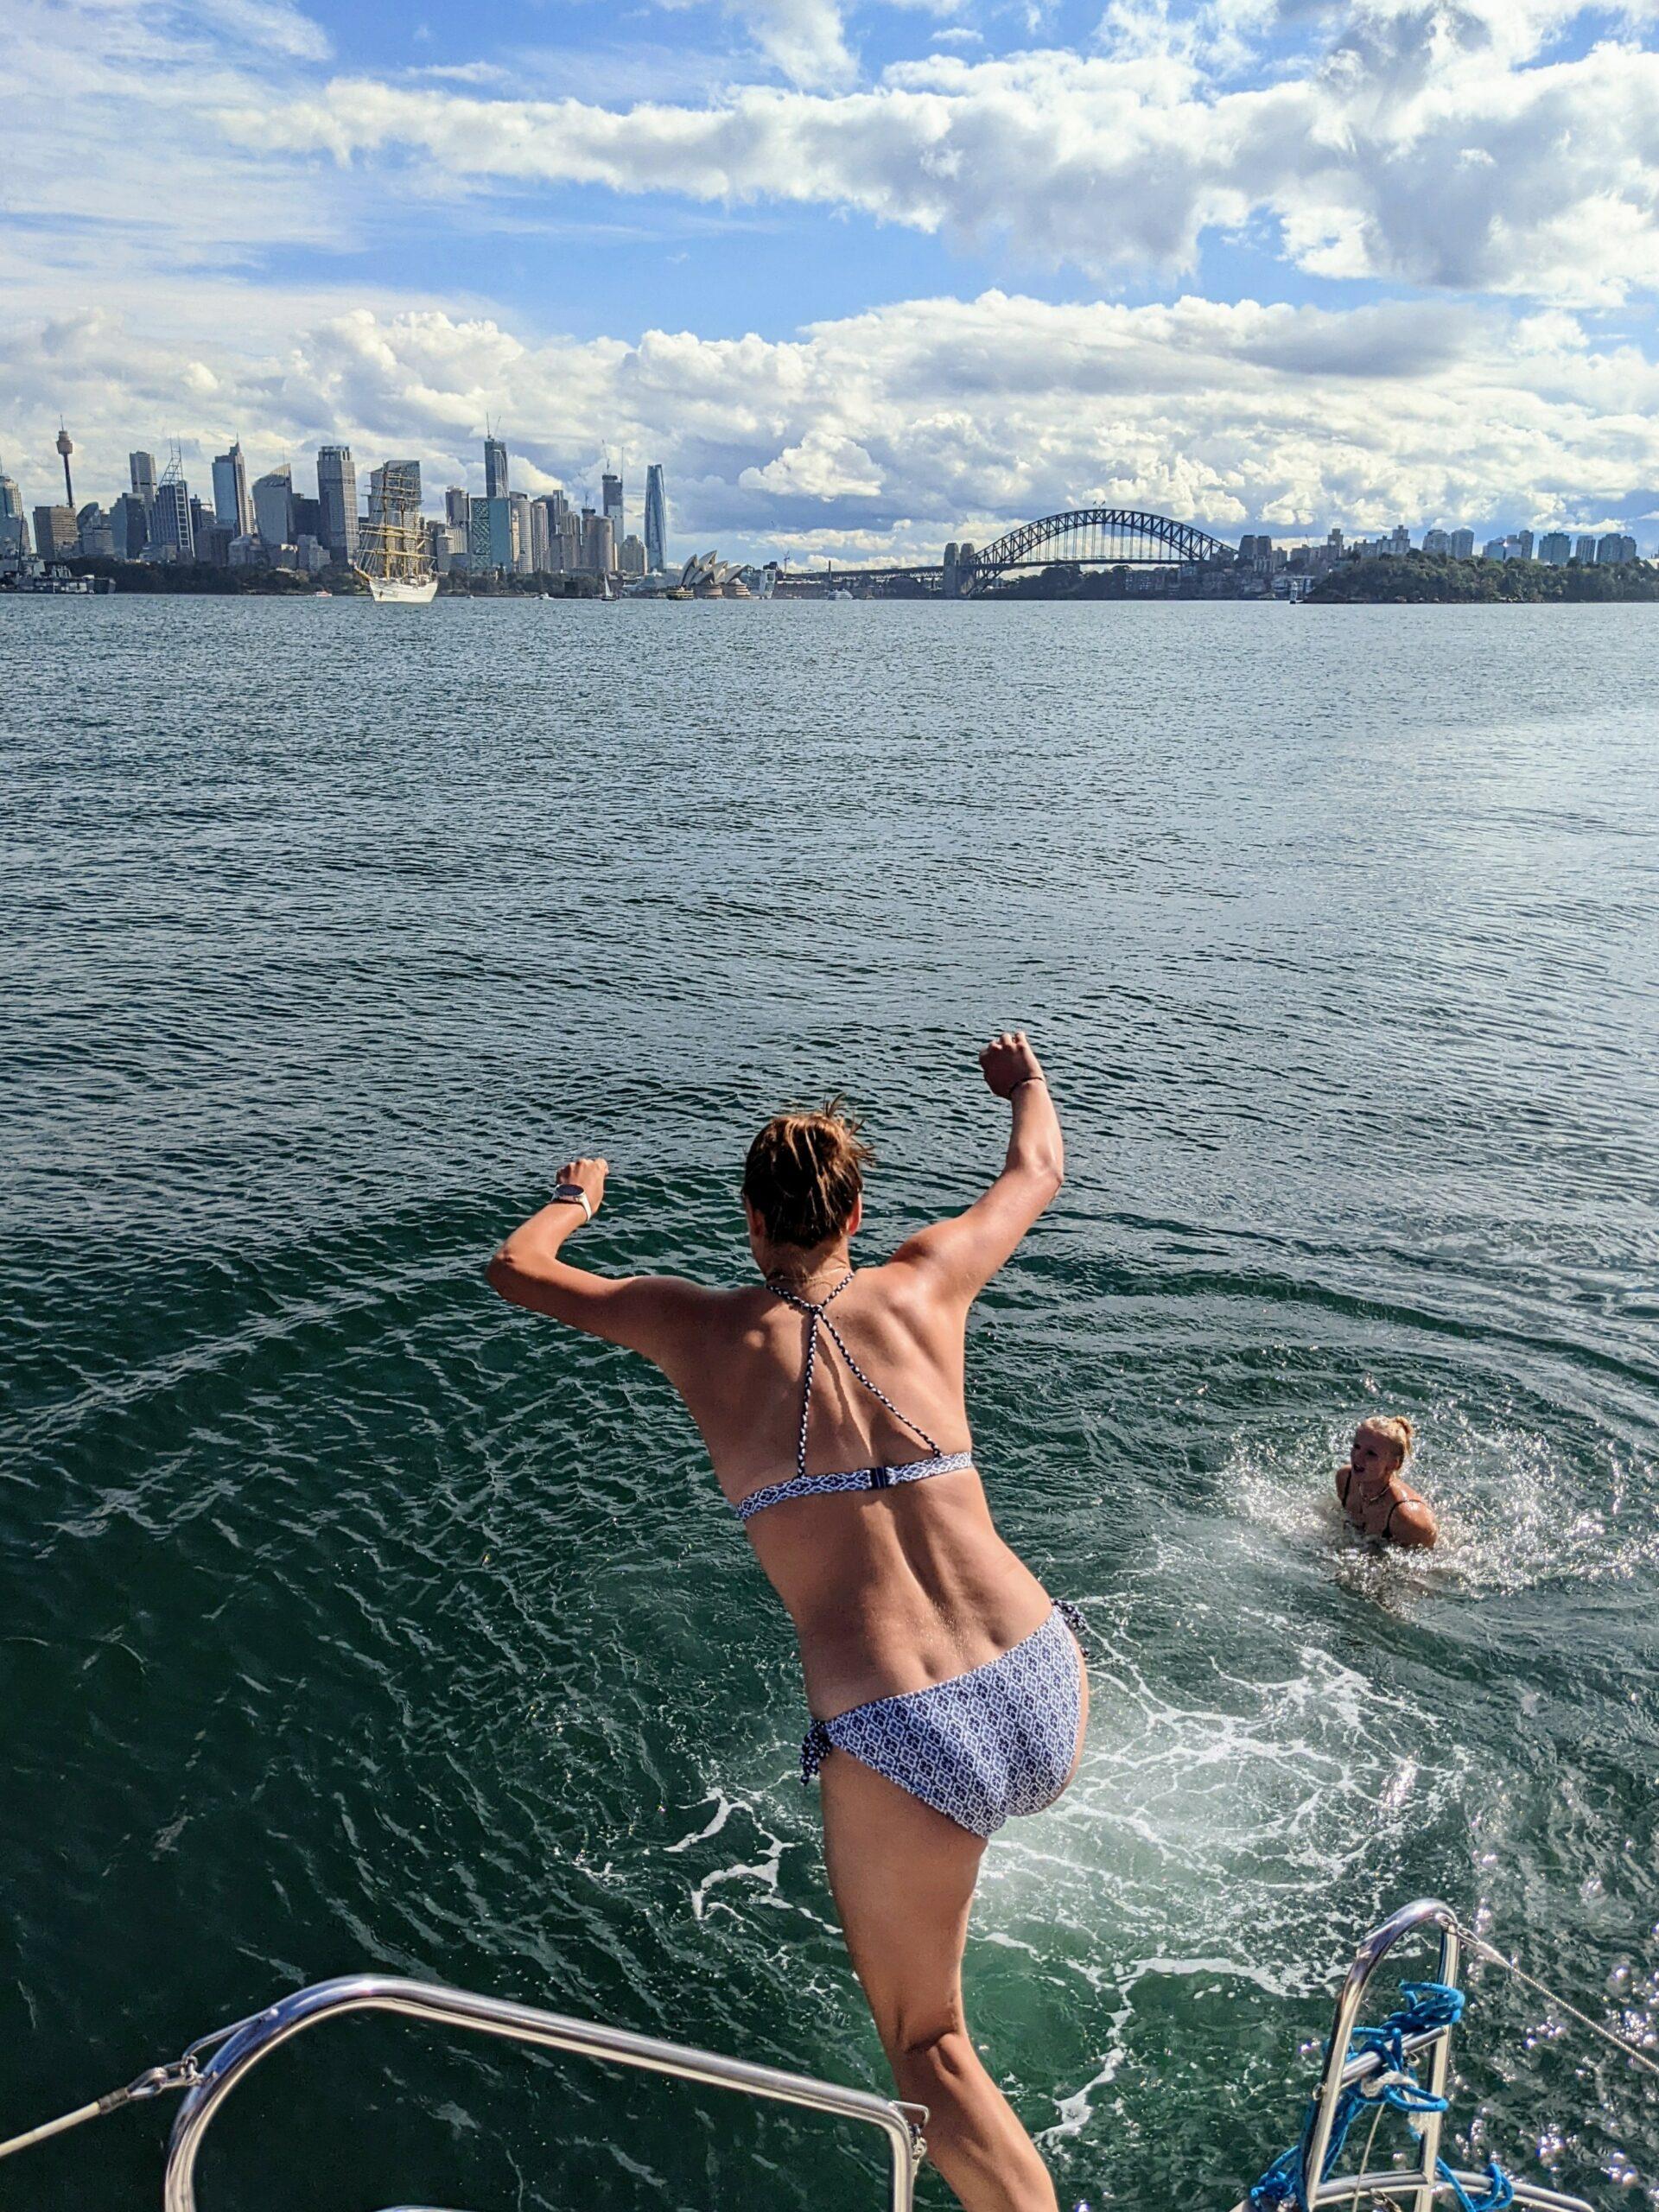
(161, 1974, 925, 2212)
(1300, 1899, 1592, 2212)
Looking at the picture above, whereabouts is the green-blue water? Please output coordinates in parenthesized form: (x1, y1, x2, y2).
(2, 598, 1656, 2212)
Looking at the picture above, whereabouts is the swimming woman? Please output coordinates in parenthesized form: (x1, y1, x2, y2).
(486, 1032, 1085, 2212)
(1336, 1415, 1438, 1548)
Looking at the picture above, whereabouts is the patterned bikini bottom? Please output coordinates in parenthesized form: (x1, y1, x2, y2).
(800, 1601, 1087, 1838)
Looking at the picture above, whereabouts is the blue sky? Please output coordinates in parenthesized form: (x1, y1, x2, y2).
(5, 0, 1659, 559)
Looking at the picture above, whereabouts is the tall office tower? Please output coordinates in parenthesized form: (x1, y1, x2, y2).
(509, 491, 532, 574)
(34, 505, 78, 558)
(150, 468, 194, 560)
(469, 496, 513, 570)
(584, 511, 615, 574)
(444, 485, 470, 529)
(57, 425, 75, 508)
(644, 464, 667, 571)
(111, 493, 148, 559)
(253, 465, 294, 548)
(130, 452, 159, 511)
(484, 435, 509, 499)
(0, 458, 24, 555)
(601, 469, 623, 544)
(213, 442, 253, 535)
(368, 460, 422, 521)
(316, 446, 358, 558)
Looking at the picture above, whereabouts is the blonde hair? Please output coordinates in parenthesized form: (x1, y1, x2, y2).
(743, 1099, 874, 1250)
(1357, 1414, 1414, 1470)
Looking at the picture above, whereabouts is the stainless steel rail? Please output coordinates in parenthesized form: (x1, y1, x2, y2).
(161, 1975, 925, 2212)
(1301, 1895, 1461, 2209)
(1300, 1899, 1591, 2212)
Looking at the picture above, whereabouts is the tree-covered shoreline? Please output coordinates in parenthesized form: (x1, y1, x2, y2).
(1310, 553, 1659, 602)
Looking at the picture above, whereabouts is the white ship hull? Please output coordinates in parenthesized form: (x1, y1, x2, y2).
(363, 574, 438, 604)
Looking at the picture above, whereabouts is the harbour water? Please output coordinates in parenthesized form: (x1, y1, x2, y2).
(3, 597, 1656, 2210)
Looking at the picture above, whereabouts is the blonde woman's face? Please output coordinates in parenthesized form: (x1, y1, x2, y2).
(1351, 1426, 1401, 1482)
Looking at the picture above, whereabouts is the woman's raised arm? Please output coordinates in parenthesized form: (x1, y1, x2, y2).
(890, 1033, 1064, 1301)
(486, 1155, 715, 1357)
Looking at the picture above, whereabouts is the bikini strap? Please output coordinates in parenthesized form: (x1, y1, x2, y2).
(767, 1272, 942, 1479)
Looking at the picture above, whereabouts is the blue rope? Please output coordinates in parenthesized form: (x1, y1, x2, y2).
(1245, 1981, 1513, 2212)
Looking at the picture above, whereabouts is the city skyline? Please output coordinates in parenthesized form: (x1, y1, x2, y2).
(5, 3, 1659, 565)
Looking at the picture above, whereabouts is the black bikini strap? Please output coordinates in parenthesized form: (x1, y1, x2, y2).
(767, 1272, 941, 1479)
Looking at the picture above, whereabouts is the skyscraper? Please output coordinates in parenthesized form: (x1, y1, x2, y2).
(0, 458, 25, 556)
(34, 505, 78, 558)
(484, 435, 509, 499)
(317, 446, 358, 559)
(213, 442, 252, 535)
(150, 476, 194, 561)
(601, 469, 623, 545)
(644, 464, 667, 572)
(130, 452, 158, 511)
(253, 466, 294, 548)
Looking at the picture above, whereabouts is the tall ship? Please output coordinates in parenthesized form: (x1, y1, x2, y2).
(353, 462, 437, 603)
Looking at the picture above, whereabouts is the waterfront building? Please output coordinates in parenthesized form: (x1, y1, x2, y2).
(149, 472, 194, 560)
(620, 532, 646, 576)
(484, 436, 509, 499)
(213, 442, 252, 536)
(1574, 534, 1597, 563)
(0, 461, 26, 556)
(1538, 532, 1571, 564)
(1449, 530, 1475, 560)
(644, 464, 667, 571)
(33, 504, 78, 558)
(601, 470, 624, 550)
(111, 493, 147, 559)
(1421, 528, 1450, 556)
(368, 461, 422, 521)
(76, 504, 115, 558)
(316, 446, 358, 559)
(130, 452, 158, 512)
(583, 510, 615, 574)
(510, 491, 533, 574)
(468, 494, 513, 570)
(444, 486, 470, 530)
(253, 465, 294, 549)
(1598, 531, 1638, 563)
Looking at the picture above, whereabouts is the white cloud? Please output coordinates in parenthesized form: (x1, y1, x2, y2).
(219, 15, 1659, 305)
(5, 285, 1657, 557)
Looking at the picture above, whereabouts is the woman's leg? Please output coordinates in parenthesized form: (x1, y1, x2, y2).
(819, 1751, 1059, 2212)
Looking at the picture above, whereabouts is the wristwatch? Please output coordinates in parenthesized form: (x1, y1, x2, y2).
(551, 1182, 593, 1224)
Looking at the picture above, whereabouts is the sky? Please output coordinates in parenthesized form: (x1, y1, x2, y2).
(5, 0, 1659, 562)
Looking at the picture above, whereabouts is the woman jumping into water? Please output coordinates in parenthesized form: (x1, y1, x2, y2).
(486, 1032, 1085, 2212)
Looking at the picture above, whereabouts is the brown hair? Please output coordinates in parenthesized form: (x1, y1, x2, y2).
(1357, 1414, 1414, 1469)
(743, 1099, 874, 1250)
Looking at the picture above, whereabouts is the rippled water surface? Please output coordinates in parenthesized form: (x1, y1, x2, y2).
(3, 597, 1656, 2212)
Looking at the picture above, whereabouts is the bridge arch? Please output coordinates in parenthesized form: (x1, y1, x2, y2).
(962, 508, 1236, 594)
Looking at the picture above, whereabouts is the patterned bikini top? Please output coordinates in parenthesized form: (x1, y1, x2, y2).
(732, 1270, 975, 1523)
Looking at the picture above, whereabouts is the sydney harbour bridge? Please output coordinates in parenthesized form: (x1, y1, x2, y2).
(775, 506, 1238, 597)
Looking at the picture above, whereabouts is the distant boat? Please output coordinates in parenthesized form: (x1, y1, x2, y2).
(353, 464, 438, 603)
